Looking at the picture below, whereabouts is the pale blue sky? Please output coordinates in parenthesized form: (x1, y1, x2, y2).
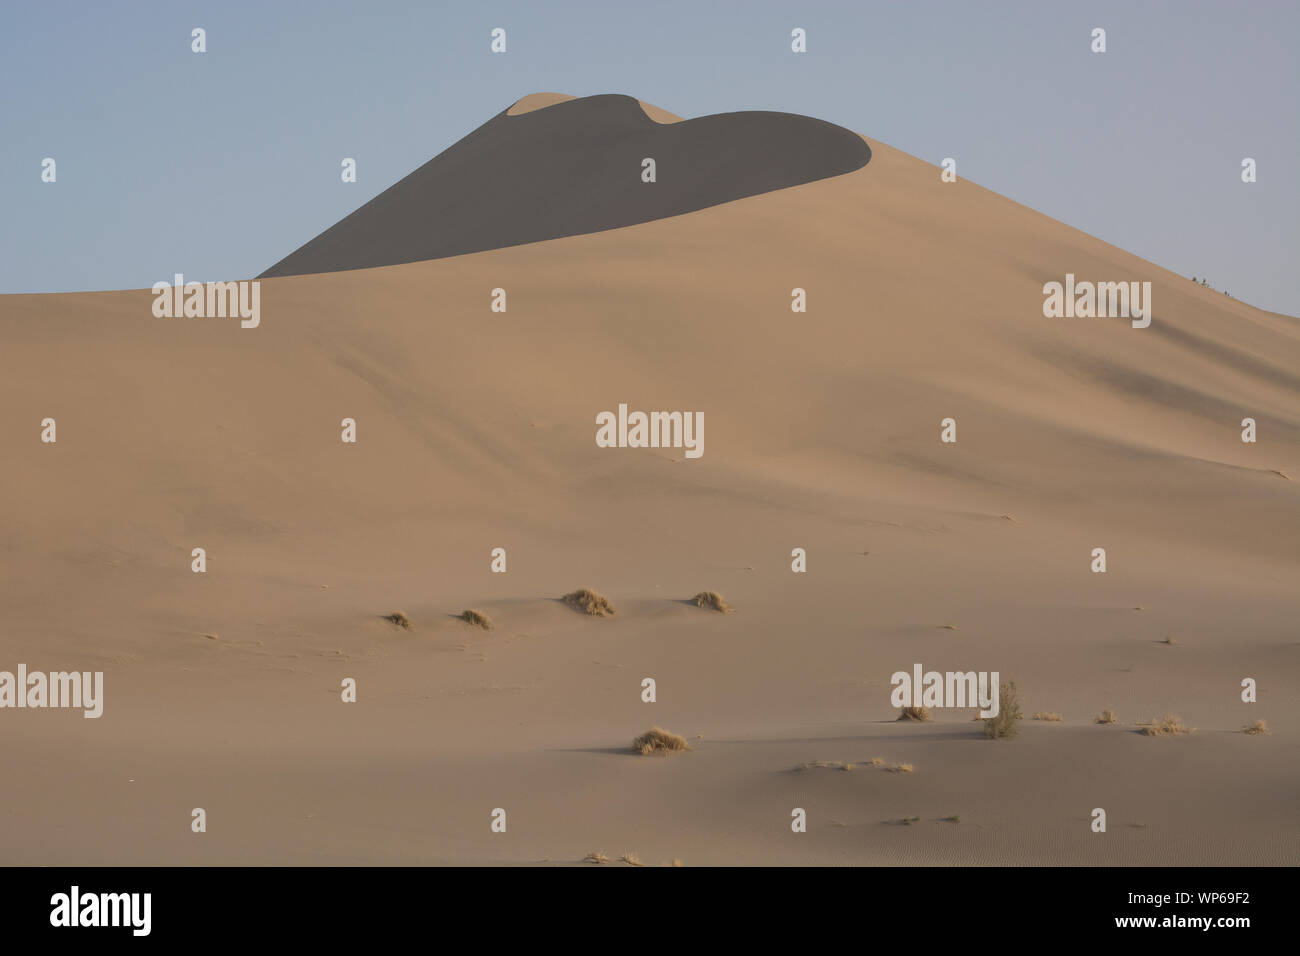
(2, 0, 1296, 313)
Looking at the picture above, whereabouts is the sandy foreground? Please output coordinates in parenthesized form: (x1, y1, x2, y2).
(1, 122, 1296, 865)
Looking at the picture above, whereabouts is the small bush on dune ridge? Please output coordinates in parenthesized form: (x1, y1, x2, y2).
(897, 706, 931, 722)
(633, 726, 690, 755)
(382, 612, 412, 629)
(563, 588, 616, 617)
(1096, 709, 1119, 724)
(1140, 714, 1194, 737)
(692, 591, 730, 612)
(1242, 719, 1270, 736)
(1033, 712, 1063, 722)
(984, 680, 1023, 738)
(583, 851, 609, 864)
(459, 609, 492, 630)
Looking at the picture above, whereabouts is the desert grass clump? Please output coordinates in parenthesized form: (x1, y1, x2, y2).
(633, 726, 690, 756)
(1161, 636, 1177, 645)
(1033, 712, 1063, 722)
(382, 611, 412, 629)
(897, 706, 932, 722)
(583, 850, 610, 864)
(1096, 709, 1119, 724)
(797, 760, 855, 772)
(691, 590, 730, 613)
(1242, 719, 1270, 736)
(459, 609, 493, 630)
(619, 852, 645, 867)
(885, 762, 914, 773)
(1140, 714, 1194, 737)
(900, 816, 920, 826)
(563, 588, 616, 617)
(984, 680, 1023, 738)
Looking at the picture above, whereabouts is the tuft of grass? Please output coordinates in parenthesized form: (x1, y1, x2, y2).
(691, 590, 730, 612)
(382, 612, 412, 629)
(941, 815, 961, 823)
(459, 609, 493, 630)
(583, 851, 609, 864)
(1161, 636, 1177, 645)
(1096, 709, 1119, 724)
(901, 816, 920, 826)
(619, 852, 645, 867)
(984, 680, 1023, 738)
(885, 762, 914, 773)
(797, 760, 850, 771)
(938, 624, 958, 630)
(1140, 714, 1195, 737)
(1032, 712, 1063, 722)
(668, 859, 683, 867)
(633, 726, 690, 755)
(562, 588, 616, 617)
(1242, 719, 1270, 736)
(897, 706, 932, 722)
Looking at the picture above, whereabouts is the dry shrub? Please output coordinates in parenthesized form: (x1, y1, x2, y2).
(692, 591, 729, 612)
(633, 726, 689, 755)
(1140, 714, 1194, 737)
(1242, 719, 1270, 736)
(563, 588, 616, 617)
(459, 609, 492, 630)
(984, 680, 1023, 738)
(583, 851, 609, 864)
(382, 612, 411, 629)
(1096, 709, 1118, 724)
(897, 706, 932, 722)
(1033, 712, 1063, 722)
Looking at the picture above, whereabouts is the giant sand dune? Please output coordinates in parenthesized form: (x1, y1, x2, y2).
(1, 94, 1296, 865)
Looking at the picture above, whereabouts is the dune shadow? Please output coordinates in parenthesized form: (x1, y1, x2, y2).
(261, 93, 871, 278)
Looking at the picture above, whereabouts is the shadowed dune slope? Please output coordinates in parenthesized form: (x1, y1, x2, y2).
(259, 93, 871, 277)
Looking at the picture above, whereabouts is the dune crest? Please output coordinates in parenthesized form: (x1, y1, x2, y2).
(506, 92, 577, 115)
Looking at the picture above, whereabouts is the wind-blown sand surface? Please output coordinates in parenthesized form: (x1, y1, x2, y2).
(1, 95, 1296, 865)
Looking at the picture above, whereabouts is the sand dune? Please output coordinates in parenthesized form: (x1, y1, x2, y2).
(259, 93, 870, 277)
(1, 95, 1296, 865)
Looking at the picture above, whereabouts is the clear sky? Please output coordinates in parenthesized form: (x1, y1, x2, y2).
(2, 0, 1296, 314)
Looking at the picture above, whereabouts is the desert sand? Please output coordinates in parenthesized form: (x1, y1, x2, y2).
(1, 94, 1296, 865)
